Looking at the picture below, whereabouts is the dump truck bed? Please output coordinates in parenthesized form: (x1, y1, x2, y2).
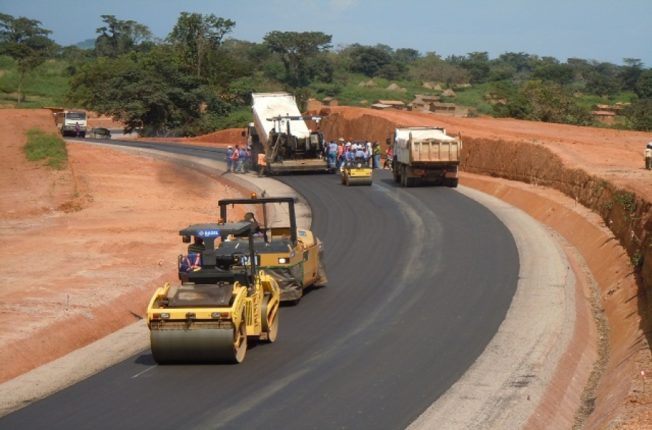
(252, 92, 311, 145)
(395, 127, 461, 165)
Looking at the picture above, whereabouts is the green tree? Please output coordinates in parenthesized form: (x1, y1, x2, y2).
(168, 13, 235, 78)
(622, 98, 652, 131)
(345, 44, 393, 77)
(0, 13, 56, 103)
(263, 31, 332, 87)
(68, 46, 213, 134)
(410, 52, 469, 85)
(619, 58, 643, 92)
(495, 52, 535, 76)
(493, 80, 591, 125)
(95, 15, 152, 57)
(585, 62, 621, 96)
(394, 48, 420, 65)
(634, 69, 652, 99)
(449, 52, 490, 84)
(531, 62, 574, 85)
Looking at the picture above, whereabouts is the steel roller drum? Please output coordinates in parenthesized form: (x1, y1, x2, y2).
(150, 327, 237, 363)
(346, 177, 372, 186)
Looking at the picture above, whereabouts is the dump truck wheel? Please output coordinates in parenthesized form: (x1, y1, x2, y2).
(233, 316, 248, 363)
(446, 178, 459, 188)
(400, 167, 408, 187)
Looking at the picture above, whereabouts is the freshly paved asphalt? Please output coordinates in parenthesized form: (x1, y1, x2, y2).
(0, 141, 518, 430)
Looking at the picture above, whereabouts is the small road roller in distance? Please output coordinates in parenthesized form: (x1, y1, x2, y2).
(147, 221, 280, 364)
(341, 159, 373, 186)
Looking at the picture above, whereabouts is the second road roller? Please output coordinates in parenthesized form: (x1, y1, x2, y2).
(147, 221, 280, 364)
(217, 195, 327, 303)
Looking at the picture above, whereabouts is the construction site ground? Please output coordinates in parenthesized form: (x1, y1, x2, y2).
(0, 107, 651, 428)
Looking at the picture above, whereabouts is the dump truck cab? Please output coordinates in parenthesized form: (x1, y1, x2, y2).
(217, 196, 327, 302)
(147, 221, 280, 364)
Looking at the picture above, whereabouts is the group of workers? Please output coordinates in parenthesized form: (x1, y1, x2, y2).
(226, 144, 252, 174)
(325, 138, 383, 170)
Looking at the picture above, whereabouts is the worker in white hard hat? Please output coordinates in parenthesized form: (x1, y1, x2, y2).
(226, 145, 234, 172)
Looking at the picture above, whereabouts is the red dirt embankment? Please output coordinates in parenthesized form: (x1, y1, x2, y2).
(135, 128, 246, 148)
(317, 106, 652, 429)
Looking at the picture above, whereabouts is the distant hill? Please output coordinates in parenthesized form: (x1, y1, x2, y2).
(74, 38, 95, 50)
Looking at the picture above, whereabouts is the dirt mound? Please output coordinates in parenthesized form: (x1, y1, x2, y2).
(187, 127, 246, 146)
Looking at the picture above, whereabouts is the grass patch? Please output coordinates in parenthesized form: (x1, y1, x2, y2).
(24, 128, 68, 169)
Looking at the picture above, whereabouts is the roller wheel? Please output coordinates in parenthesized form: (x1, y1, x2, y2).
(150, 323, 246, 364)
(261, 295, 279, 343)
(232, 315, 248, 363)
(290, 287, 303, 306)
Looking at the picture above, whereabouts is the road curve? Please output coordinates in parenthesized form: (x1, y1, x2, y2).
(0, 142, 519, 429)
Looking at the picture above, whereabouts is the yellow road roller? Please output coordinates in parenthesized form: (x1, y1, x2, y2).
(147, 221, 280, 364)
(341, 159, 372, 186)
(218, 196, 327, 303)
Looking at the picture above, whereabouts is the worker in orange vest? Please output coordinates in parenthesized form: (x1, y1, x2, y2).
(257, 152, 267, 176)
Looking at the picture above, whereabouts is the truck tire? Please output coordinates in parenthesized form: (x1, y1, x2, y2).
(445, 178, 459, 188)
(400, 165, 408, 187)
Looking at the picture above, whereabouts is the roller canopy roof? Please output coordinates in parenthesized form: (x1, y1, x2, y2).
(179, 222, 252, 238)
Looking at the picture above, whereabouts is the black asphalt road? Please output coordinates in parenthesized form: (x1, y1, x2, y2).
(0, 141, 519, 430)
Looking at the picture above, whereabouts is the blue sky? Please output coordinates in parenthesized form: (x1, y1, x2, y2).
(1, 0, 650, 66)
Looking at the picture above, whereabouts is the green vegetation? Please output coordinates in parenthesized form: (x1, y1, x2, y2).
(1, 12, 651, 135)
(23, 128, 68, 169)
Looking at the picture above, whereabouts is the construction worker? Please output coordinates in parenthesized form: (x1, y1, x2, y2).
(646, 143, 652, 170)
(230, 145, 240, 172)
(188, 236, 205, 254)
(257, 152, 267, 176)
(327, 140, 338, 170)
(226, 145, 234, 172)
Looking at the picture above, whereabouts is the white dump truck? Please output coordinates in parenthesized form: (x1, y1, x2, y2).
(54, 110, 88, 137)
(250, 92, 327, 174)
(392, 126, 462, 187)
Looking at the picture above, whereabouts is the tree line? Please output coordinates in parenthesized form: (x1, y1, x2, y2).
(1, 12, 651, 134)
